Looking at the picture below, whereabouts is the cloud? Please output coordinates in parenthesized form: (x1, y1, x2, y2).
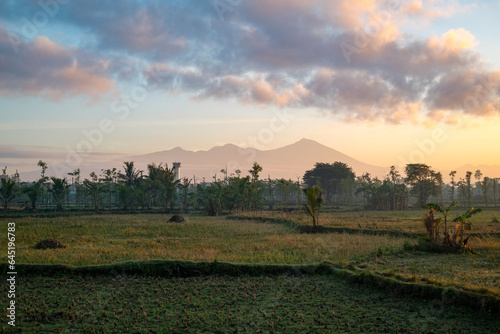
(0, 26, 116, 100)
(0, 0, 498, 123)
(401, 0, 473, 21)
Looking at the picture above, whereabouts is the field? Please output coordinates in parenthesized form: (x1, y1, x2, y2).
(1, 209, 500, 333)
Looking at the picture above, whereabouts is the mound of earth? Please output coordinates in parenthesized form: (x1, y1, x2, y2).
(35, 239, 66, 249)
(168, 215, 185, 223)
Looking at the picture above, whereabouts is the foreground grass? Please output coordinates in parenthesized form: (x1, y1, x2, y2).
(257, 208, 500, 235)
(357, 245, 500, 296)
(0, 215, 410, 266)
(1, 274, 499, 334)
(229, 211, 500, 295)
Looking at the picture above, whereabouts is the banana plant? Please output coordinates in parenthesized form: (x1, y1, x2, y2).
(425, 200, 457, 245)
(452, 207, 483, 249)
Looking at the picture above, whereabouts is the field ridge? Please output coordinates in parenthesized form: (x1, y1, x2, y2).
(3, 260, 499, 314)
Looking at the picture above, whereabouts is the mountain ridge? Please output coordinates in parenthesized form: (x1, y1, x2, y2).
(14, 138, 500, 182)
(125, 138, 388, 180)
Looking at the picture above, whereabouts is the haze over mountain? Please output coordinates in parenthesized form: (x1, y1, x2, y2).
(12, 138, 500, 183)
(127, 138, 388, 182)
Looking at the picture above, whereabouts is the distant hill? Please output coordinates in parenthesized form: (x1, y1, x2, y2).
(14, 139, 500, 182)
(126, 138, 388, 181)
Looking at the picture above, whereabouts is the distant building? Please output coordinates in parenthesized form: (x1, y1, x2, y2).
(172, 162, 181, 181)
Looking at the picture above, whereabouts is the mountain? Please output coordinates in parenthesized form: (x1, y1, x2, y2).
(126, 138, 388, 181)
(14, 138, 390, 181)
(12, 139, 500, 182)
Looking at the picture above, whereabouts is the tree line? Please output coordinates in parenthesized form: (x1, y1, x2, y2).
(0, 160, 498, 213)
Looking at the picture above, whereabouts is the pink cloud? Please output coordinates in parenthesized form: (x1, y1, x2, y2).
(0, 27, 116, 100)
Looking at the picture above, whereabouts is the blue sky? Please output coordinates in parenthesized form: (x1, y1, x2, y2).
(1, 0, 500, 176)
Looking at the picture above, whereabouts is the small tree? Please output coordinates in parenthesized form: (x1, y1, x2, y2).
(452, 207, 482, 251)
(425, 201, 457, 244)
(424, 201, 482, 252)
(303, 185, 323, 227)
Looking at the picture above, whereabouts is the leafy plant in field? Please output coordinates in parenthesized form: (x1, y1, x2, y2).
(424, 201, 482, 252)
(452, 207, 483, 251)
(303, 185, 323, 227)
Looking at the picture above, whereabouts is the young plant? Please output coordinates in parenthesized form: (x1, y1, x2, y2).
(425, 200, 457, 245)
(303, 185, 323, 227)
(452, 207, 483, 251)
(424, 201, 482, 252)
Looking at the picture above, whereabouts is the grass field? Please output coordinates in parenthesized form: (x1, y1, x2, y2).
(2, 275, 499, 333)
(1, 209, 499, 333)
(0, 214, 412, 266)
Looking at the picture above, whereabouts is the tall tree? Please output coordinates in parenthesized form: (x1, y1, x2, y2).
(119, 161, 141, 186)
(249, 162, 263, 182)
(82, 172, 102, 211)
(100, 168, 118, 209)
(465, 171, 473, 207)
(404, 164, 441, 208)
(118, 162, 142, 210)
(474, 169, 483, 200)
(493, 178, 499, 207)
(303, 162, 355, 204)
(474, 169, 483, 184)
(247, 162, 264, 210)
(68, 169, 81, 209)
(37, 160, 48, 180)
(22, 180, 44, 211)
(449, 171, 457, 202)
(481, 177, 490, 205)
(146, 163, 179, 210)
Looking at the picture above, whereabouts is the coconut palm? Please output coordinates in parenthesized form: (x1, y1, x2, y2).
(22, 180, 44, 210)
(49, 177, 70, 211)
(0, 178, 16, 210)
(82, 172, 102, 211)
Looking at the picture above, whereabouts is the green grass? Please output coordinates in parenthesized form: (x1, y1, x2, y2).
(0, 214, 411, 266)
(356, 246, 500, 295)
(1, 274, 499, 334)
(1, 210, 499, 332)
(254, 208, 500, 235)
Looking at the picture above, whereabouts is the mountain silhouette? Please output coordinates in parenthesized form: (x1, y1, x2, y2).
(126, 138, 388, 181)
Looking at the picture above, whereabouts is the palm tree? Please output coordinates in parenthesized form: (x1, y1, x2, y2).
(119, 161, 141, 186)
(118, 162, 142, 210)
(82, 172, 102, 211)
(493, 178, 499, 207)
(49, 177, 70, 211)
(147, 163, 179, 210)
(449, 171, 457, 202)
(465, 171, 473, 207)
(22, 180, 44, 210)
(481, 177, 490, 205)
(303, 185, 323, 227)
(0, 178, 16, 210)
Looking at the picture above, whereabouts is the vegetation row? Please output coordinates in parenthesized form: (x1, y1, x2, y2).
(1, 160, 499, 215)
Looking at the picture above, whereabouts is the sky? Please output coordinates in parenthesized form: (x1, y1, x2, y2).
(1, 0, 500, 178)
